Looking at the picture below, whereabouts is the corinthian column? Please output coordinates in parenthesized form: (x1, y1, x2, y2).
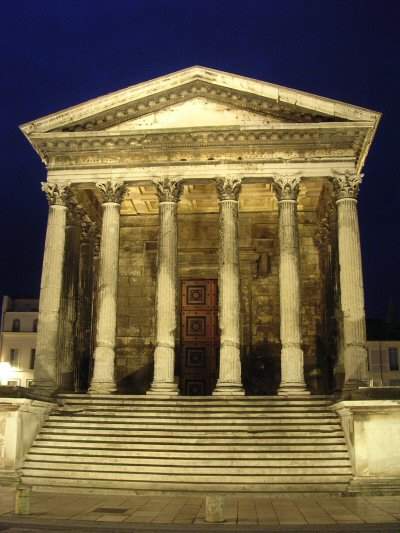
(148, 178, 182, 395)
(34, 182, 71, 396)
(89, 181, 126, 394)
(332, 171, 368, 389)
(273, 175, 309, 395)
(213, 177, 244, 395)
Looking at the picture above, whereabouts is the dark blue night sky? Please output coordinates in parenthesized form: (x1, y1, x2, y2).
(0, 0, 399, 319)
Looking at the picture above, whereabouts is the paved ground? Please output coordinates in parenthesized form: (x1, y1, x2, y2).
(0, 488, 399, 532)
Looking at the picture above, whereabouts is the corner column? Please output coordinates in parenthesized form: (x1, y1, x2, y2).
(89, 181, 126, 394)
(272, 175, 309, 395)
(332, 171, 369, 389)
(148, 178, 183, 395)
(214, 177, 244, 395)
(33, 182, 71, 396)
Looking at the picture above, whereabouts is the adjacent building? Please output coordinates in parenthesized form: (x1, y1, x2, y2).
(0, 296, 38, 387)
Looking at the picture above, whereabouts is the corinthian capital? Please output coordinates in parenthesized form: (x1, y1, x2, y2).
(153, 177, 183, 202)
(216, 177, 242, 201)
(331, 171, 363, 200)
(272, 175, 301, 201)
(41, 182, 72, 206)
(96, 180, 127, 204)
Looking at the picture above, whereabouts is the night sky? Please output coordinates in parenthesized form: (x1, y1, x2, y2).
(0, 0, 399, 320)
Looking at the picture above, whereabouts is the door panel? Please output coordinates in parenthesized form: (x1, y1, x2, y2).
(180, 279, 218, 395)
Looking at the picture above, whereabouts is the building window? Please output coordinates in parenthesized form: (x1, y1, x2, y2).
(26, 379, 34, 388)
(388, 347, 399, 371)
(33, 319, 38, 332)
(30, 349, 36, 370)
(7, 380, 19, 387)
(9, 348, 19, 367)
(12, 319, 20, 332)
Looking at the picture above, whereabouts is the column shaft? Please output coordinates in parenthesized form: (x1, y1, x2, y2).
(273, 175, 309, 395)
(214, 177, 244, 395)
(333, 172, 369, 388)
(33, 183, 71, 396)
(148, 178, 182, 395)
(89, 181, 125, 394)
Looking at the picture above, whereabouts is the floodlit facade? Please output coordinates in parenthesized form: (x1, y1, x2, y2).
(1, 67, 399, 495)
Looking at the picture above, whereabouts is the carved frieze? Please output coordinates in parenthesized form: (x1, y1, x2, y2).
(216, 177, 242, 201)
(96, 180, 127, 204)
(272, 175, 301, 201)
(152, 177, 183, 203)
(331, 171, 363, 200)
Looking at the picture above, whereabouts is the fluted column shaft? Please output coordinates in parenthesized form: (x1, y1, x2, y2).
(148, 178, 182, 395)
(34, 183, 71, 396)
(333, 172, 368, 388)
(214, 177, 244, 395)
(273, 175, 309, 395)
(89, 181, 126, 394)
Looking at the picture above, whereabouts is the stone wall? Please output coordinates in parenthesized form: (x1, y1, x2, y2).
(115, 208, 333, 394)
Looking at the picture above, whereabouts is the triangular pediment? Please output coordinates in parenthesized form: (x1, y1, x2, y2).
(106, 97, 287, 131)
(20, 66, 380, 136)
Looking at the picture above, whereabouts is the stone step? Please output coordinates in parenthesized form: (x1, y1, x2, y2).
(21, 468, 351, 483)
(35, 434, 346, 444)
(44, 420, 341, 430)
(39, 428, 344, 438)
(28, 447, 349, 459)
(21, 477, 349, 495)
(58, 397, 333, 407)
(33, 439, 348, 450)
(25, 454, 351, 467)
(51, 409, 338, 418)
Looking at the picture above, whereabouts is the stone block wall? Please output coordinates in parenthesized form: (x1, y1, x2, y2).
(115, 209, 333, 394)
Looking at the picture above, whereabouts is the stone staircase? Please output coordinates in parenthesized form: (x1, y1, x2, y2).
(21, 395, 352, 495)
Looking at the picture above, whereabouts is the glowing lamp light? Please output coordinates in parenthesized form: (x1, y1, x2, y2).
(0, 362, 16, 385)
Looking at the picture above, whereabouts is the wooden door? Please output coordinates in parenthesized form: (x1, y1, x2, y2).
(180, 279, 218, 395)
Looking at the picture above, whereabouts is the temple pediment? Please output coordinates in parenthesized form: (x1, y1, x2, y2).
(105, 97, 288, 130)
(20, 66, 379, 135)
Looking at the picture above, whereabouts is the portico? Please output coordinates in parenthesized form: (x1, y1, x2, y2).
(20, 66, 380, 398)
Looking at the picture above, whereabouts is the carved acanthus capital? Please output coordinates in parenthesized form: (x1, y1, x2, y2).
(216, 177, 242, 201)
(272, 175, 301, 201)
(314, 217, 331, 249)
(41, 182, 72, 206)
(80, 217, 96, 244)
(152, 177, 183, 203)
(96, 180, 127, 204)
(331, 171, 363, 200)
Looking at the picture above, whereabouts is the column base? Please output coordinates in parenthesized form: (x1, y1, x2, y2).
(147, 382, 179, 396)
(213, 382, 245, 396)
(277, 383, 310, 396)
(32, 381, 59, 399)
(88, 381, 117, 395)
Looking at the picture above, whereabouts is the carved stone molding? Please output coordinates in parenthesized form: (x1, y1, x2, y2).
(80, 217, 96, 243)
(41, 182, 72, 206)
(96, 180, 127, 204)
(216, 177, 242, 201)
(272, 175, 301, 201)
(152, 177, 183, 203)
(331, 171, 363, 200)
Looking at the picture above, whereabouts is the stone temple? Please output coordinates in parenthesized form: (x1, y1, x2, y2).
(2, 66, 398, 495)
